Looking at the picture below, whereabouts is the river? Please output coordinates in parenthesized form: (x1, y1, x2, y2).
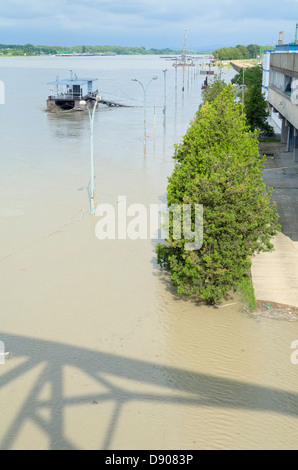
(0, 55, 297, 450)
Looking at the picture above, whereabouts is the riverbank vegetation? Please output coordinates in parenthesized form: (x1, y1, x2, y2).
(0, 43, 199, 56)
(156, 82, 280, 307)
(0, 42, 274, 60)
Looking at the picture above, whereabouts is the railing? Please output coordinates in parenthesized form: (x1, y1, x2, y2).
(48, 92, 82, 100)
(87, 90, 99, 99)
(48, 89, 99, 100)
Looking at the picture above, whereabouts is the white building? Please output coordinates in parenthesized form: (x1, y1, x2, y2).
(262, 43, 298, 161)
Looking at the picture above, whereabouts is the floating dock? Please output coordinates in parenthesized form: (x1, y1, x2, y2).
(47, 71, 99, 111)
(46, 70, 128, 111)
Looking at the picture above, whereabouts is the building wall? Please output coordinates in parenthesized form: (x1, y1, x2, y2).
(266, 51, 298, 160)
(268, 87, 297, 128)
(268, 52, 298, 129)
(262, 51, 271, 99)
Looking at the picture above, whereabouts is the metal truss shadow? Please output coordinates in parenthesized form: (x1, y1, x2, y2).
(0, 333, 297, 449)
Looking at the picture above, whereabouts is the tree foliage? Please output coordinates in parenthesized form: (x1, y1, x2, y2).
(231, 65, 262, 88)
(232, 66, 274, 136)
(213, 44, 274, 60)
(156, 84, 280, 304)
(213, 46, 243, 60)
(202, 78, 227, 104)
(246, 44, 260, 59)
(0, 43, 196, 56)
(244, 84, 274, 135)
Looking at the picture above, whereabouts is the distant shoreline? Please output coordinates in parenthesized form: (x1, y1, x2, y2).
(0, 52, 213, 58)
(0, 44, 212, 58)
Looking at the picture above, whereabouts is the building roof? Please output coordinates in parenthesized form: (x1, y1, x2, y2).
(47, 76, 98, 86)
(274, 43, 298, 52)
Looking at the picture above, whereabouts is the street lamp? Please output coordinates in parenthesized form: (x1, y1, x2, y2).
(174, 64, 178, 106)
(80, 94, 102, 215)
(162, 68, 167, 114)
(131, 76, 158, 149)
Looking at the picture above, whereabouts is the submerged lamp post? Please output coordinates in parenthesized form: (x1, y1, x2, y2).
(162, 68, 167, 114)
(131, 76, 158, 150)
(80, 94, 102, 215)
(174, 64, 178, 106)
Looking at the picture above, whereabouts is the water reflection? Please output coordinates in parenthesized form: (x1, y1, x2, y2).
(47, 110, 87, 140)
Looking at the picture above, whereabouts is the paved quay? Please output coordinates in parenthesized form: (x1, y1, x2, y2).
(251, 144, 298, 308)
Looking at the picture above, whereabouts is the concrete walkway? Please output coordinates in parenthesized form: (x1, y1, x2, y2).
(252, 233, 298, 307)
(251, 144, 298, 308)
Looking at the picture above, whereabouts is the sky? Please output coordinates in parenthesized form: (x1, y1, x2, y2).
(0, 0, 297, 50)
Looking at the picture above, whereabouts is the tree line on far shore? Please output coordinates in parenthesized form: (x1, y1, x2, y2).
(0, 42, 275, 59)
(0, 43, 200, 57)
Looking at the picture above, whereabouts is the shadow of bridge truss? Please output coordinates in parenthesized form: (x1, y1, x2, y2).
(0, 333, 297, 449)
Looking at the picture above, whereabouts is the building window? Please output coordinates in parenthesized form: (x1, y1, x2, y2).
(270, 70, 284, 90)
(285, 75, 292, 96)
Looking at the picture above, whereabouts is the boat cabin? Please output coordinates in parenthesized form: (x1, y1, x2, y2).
(47, 70, 98, 111)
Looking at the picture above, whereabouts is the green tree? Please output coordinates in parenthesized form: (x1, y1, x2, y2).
(231, 65, 262, 88)
(246, 44, 260, 59)
(23, 43, 34, 54)
(236, 45, 250, 59)
(156, 85, 280, 305)
(244, 84, 274, 135)
(213, 45, 248, 60)
(203, 78, 227, 104)
(231, 66, 274, 135)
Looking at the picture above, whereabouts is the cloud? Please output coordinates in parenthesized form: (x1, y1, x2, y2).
(0, 0, 297, 47)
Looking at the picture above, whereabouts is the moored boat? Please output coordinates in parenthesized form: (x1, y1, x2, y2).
(46, 70, 99, 111)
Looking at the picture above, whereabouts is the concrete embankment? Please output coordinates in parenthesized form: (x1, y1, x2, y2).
(251, 144, 298, 308)
(230, 59, 259, 72)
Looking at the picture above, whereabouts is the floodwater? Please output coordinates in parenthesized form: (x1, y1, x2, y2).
(0, 56, 297, 450)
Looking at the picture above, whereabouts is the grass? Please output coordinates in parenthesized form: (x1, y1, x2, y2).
(229, 59, 259, 68)
(215, 61, 234, 69)
(259, 137, 281, 143)
(238, 274, 257, 311)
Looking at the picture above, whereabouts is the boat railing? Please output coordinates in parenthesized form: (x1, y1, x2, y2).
(85, 90, 100, 99)
(49, 92, 83, 100)
(48, 89, 99, 100)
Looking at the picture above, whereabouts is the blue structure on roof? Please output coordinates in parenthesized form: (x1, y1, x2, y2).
(46, 70, 99, 111)
(274, 43, 298, 52)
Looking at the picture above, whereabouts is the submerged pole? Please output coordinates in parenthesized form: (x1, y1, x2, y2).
(80, 95, 102, 214)
(163, 68, 167, 114)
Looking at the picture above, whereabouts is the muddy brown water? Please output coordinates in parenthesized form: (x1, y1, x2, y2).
(0, 57, 297, 450)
